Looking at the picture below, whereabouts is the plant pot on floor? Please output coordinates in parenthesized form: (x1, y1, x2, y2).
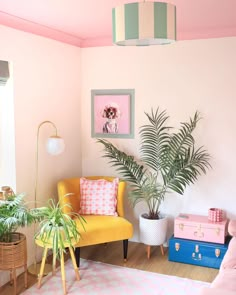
(139, 214, 168, 259)
(0, 232, 27, 295)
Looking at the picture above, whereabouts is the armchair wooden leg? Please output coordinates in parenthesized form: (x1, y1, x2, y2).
(75, 247, 80, 267)
(123, 239, 128, 262)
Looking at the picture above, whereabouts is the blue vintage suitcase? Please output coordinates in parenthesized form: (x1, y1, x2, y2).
(168, 236, 230, 269)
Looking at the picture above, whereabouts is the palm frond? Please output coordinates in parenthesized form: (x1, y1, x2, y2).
(170, 112, 199, 154)
(161, 111, 200, 177)
(97, 139, 146, 186)
(140, 108, 171, 172)
(165, 146, 211, 194)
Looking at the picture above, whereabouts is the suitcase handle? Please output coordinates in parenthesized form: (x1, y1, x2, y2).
(194, 231, 204, 238)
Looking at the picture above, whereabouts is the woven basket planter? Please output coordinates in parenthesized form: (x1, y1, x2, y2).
(0, 232, 27, 270)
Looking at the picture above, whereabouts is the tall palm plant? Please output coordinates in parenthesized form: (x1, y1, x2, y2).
(97, 108, 211, 219)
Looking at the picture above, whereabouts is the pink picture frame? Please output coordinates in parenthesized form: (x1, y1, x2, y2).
(91, 89, 135, 138)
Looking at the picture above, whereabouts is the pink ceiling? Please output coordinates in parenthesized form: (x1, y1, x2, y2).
(0, 0, 236, 48)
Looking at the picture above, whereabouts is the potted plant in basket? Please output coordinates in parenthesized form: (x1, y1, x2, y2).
(0, 192, 38, 292)
(0, 192, 36, 243)
(97, 108, 211, 247)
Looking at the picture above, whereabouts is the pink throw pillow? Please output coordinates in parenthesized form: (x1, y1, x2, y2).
(79, 178, 119, 216)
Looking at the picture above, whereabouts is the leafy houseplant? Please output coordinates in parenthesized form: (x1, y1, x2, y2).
(97, 108, 211, 220)
(32, 198, 86, 258)
(0, 193, 38, 293)
(0, 193, 36, 242)
(0, 192, 85, 279)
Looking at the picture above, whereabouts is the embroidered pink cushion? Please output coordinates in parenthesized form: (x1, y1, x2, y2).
(79, 178, 119, 216)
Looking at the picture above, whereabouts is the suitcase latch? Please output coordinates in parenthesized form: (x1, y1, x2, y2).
(175, 242, 180, 251)
(215, 228, 220, 235)
(215, 248, 221, 257)
(179, 223, 184, 230)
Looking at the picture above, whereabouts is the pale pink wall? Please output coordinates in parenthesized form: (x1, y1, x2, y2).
(1, 21, 236, 284)
(0, 25, 81, 286)
(81, 37, 236, 241)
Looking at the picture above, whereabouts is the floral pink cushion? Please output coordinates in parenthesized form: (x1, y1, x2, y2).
(79, 178, 119, 216)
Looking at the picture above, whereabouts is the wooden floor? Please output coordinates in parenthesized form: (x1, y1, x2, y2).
(0, 241, 218, 295)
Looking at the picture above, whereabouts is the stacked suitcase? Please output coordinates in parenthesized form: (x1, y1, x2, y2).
(168, 213, 230, 269)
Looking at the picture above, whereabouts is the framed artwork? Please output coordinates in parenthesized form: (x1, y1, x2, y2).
(91, 89, 135, 138)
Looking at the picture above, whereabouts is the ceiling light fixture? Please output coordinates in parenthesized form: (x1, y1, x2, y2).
(112, 1, 176, 46)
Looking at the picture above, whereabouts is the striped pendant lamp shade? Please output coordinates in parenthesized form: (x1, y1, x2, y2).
(112, 2, 176, 46)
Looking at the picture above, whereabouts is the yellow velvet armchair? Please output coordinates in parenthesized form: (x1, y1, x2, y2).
(57, 176, 133, 266)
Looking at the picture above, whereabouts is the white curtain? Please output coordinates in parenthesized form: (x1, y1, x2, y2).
(0, 61, 16, 192)
(0, 60, 10, 86)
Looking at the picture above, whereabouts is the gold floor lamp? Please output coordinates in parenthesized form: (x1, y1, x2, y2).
(28, 120, 65, 276)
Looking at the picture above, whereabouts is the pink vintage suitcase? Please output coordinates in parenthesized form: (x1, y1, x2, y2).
(174, 214, 228, 244)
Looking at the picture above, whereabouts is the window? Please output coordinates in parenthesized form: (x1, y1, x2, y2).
(0, 62, 16, 192)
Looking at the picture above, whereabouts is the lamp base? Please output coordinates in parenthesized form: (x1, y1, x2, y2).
(28, 263, 52, 276)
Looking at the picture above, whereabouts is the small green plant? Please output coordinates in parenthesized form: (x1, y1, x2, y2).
(0, 193, 36, 242)
(98, 108, 211, 220)
(32, 198, 86, 258)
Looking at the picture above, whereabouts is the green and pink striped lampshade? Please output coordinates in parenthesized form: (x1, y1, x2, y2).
(112, 2, 176, 46)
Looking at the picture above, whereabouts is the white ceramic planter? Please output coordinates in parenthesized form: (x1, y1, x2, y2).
(139, 214, 168, 246)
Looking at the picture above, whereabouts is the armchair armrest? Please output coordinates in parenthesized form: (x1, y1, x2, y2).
(58, 178, 80, 215)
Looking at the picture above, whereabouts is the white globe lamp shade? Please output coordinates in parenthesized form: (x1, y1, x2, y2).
(46, 136, 65, 155)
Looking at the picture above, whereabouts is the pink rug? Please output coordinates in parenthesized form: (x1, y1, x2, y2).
(23, 259, 210, 294)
